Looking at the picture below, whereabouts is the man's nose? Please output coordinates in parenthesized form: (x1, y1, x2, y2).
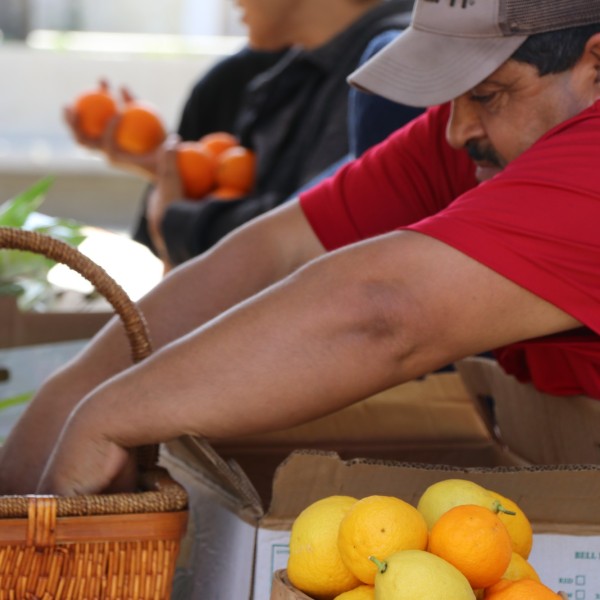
(446, 95, 485, 150)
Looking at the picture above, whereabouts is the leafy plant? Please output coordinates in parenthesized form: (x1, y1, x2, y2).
(0, 177, 87, 310)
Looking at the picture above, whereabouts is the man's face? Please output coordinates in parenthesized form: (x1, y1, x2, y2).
(235, 0, 296, 51)
(446, 59, 592, 182)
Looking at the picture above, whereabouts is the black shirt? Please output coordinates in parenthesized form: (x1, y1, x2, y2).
(134, 1, 414, 265)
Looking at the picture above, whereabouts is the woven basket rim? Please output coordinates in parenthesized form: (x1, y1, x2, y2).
(0, 469, 188, 518)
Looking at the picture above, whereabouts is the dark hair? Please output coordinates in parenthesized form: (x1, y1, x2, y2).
(511, 24, 600, 76)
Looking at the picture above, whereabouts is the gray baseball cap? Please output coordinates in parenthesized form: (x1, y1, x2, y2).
(349, 0, 600, 107)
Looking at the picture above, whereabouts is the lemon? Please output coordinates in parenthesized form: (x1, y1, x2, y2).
(334, 584, 375, 599)
(502, 551, 540, 582)
(371, 549, 476, 600)
(416, 479, 505, 529)
(287, 495, 360, 599)
(338, 495, 428, 584)
(488, 490, 534, 559)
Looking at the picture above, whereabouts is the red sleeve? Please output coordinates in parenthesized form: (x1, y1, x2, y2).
(299, 103, 477, 251)
(408, 103, 600, 336)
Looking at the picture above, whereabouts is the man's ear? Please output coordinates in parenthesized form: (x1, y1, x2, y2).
(583, 32, 600, 85)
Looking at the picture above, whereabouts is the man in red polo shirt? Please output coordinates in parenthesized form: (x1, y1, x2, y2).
(2, 0, 600, 496)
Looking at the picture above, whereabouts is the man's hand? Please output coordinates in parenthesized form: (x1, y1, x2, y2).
(37, 409, 137, 496)
(145, 135, 186, 270)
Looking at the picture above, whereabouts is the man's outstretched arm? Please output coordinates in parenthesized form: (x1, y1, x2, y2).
(0, 200, 322, 494)
(38, 230, 580, 496)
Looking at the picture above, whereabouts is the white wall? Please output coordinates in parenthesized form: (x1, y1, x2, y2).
(24, 0, 245, 37)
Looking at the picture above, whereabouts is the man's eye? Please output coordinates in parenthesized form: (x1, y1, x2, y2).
(470, 92, 496, 104)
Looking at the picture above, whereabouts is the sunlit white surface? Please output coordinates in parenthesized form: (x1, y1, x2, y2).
(26, 30, 246, 55)
(48, 227, 163, 301)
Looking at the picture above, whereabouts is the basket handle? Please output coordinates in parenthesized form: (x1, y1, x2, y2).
(0, 226, 157, 466)
(0, 227, 152, 362)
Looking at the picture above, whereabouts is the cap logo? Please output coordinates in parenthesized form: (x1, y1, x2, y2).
(424, 0, 475, 8)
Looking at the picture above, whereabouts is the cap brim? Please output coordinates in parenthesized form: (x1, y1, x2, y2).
(348, 27, 528, 107)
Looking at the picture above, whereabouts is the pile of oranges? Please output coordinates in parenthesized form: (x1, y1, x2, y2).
(72, 83, 256, 201)
(286, 478, 564, 600)
(176, 132, 256, 201)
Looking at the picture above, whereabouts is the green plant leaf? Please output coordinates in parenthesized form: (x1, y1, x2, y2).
(0, 177, 89, 310)
(0, 176, 55, 227)
(29, 217, 87, 247)
(0, 250, 54, 282)
(0, 392, 34, 411)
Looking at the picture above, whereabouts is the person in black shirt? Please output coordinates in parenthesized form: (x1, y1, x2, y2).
(66, 0, 416, 269)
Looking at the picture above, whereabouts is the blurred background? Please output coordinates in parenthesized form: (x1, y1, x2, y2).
(0, 0, 246, 233)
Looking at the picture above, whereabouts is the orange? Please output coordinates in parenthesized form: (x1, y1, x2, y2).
(487, 490, 533, 559)
(215, 146, 256, 194)
(114, 101, 166, 155)
(73, 82, 118, 140)
(428, 504, 513, 589)
(484, 578, 562, 599)
(337, 495, 428, 585)
(176, 142, 216, 199)
(212, 186, 245, 200)
(198, 131, 239, 159)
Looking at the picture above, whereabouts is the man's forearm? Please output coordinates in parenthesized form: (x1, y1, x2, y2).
(64, 228, 582, 453)
(1, 201, 319, 494)
(38, 229, 580, 495)
(40, 245, 409, 495)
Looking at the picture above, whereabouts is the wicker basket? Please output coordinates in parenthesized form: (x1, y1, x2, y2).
(0, 227, 188, 599)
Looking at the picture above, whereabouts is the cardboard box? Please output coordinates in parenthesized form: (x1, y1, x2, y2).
(161, 372, 528, 600)
(456, 357, 600, 464)
(268, 455, 600, 599)
(0, 293, 111, 349)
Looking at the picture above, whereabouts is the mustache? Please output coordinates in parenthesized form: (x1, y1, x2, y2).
(465, 141, 502, 167)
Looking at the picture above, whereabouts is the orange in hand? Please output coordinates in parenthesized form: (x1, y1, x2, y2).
(73, 81, 118, 140)
(428, 504, 513, 590)
(176, 143, 216, 199)
(114, 101, 166, 155)
(198, 132, 238, 159)
(172, 132, 256, 200)
(215, 146, 256, 197)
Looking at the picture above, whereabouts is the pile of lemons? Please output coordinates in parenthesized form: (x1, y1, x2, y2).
(286, 478, 563, 600)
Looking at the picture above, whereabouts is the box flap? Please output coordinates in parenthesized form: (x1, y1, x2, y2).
(212, 372, 491, 448)
(162, 436, 263, 519)
(456, 357, 600, 464)
(266, 451, 600, 531)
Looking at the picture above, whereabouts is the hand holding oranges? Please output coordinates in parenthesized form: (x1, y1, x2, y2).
(69, 84, 256, 200)
(69, 81, 166, 159)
